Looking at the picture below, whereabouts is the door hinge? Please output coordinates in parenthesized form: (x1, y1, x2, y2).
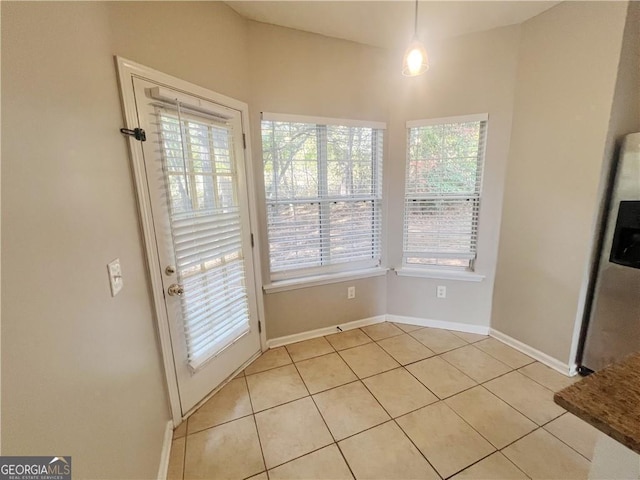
(242, 133, 247, 149)
(250, 233, 254, 248)
(120, 127, 146, 142)
(258, 321, 262, 333)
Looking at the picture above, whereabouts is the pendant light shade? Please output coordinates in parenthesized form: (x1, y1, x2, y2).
(402, 38, 429, 76)
(402, 0, 429, 76)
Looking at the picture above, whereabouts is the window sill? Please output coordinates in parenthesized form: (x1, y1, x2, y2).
(394, 267, 485, 282)
(263, 267, 389, 294)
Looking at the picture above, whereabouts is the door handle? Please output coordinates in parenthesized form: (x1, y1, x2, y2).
(167, 284, 185, 297)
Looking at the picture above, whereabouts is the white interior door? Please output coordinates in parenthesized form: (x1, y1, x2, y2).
(125, 74, 261, 416)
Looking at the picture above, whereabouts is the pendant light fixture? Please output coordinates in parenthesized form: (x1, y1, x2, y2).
(402, 0, 429, 76)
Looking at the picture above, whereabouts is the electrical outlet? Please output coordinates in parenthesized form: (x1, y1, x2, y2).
(108, 258, 124, 297)
(347, 286, 356, 299)
(437, 285, 447, 299)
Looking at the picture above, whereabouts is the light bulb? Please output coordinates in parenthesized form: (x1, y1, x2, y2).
(402, 39, 429, 77)
(407, 48, 424, 75)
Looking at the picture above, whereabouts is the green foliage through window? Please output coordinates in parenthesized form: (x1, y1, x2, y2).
(403, 117, 487, 270)
(262, 118, 384, 278)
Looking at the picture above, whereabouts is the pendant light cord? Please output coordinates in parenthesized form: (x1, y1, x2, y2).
(414, 0, 419, 37)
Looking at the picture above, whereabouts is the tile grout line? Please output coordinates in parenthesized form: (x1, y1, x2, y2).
(333, 339, 400, 379)
(333, 443, 357, 480)
(280, 333, 564, 453)
(461, 335, 536, 367)
(284, 334, 338, 363)
(266, 443, 345, 473)
(443, 447, 531, 480)
(441, 450, 497, 480)
(439, 343, 513, 378)
(472, 340, 537, 370)
(415, 390, 513, 478)
(237, 358, 391, 433)
(498, 454, 533, 480)
(390, 415, 445, 480)
(406, 330, 483, 358)
(402, 356, 473, 401)
(326, 327, 373, 352)
(379, 343, 542, 479)
(260, 352, 357, 475)
(429, 381, 538, 479)
(376, 333, 437, 365)
(333, 330, 538, 480)
(332, 340, 374, 353)
(514, 363, 575, 392)
(494, 415, 588, 463)
(244, 344, 295, 377)
(537, 412, 595, 463)
(359, 376, 445, 479)
(179, 428, 187, 480)
(201, 323, 583, 479)
(428, 358, 534, 404)
(187, 412, 255, 436)
(242, 374, 271, 480)
(290, 349, 348, 369)
(479, 372, 565, 428)
(360, 323, 406, 343)
(496, 426, 549, 468)
(289, 356, 359, 480)
(306, 338, 403, 456)
(333, 334, 571, 472)
(449, 331, 488, 344)
(440, 392, 507, 450)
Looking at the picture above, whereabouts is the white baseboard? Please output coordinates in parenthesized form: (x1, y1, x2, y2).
(157, 420, 173, 480)
(490, 328, 574, 377)
(266, 315, 386, 348)
(264, 315, 575, 378)
(387, 314, 491, 335)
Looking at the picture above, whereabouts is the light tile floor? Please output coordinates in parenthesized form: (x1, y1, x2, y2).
(168, 322, 599, 480)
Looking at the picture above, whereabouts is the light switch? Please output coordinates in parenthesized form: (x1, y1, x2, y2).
(107, 258, 124, 297)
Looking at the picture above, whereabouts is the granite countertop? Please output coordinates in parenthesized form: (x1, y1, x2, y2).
(554, 352, 640, 454)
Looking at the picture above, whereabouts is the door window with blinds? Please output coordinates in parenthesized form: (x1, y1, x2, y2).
(261, 113, 385, 280)
(158, 106, 251, 370)
(403, 114, 487, 270)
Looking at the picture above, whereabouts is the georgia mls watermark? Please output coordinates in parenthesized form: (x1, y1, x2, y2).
(0, 457, 71, 480)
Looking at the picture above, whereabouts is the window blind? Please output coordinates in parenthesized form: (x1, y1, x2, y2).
(403, 115, 487, 269)
(158, 107, 251, 371)
(261, 115, 384, 279)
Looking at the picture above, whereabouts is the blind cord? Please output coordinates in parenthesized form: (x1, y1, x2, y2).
(176, 100, 191, 200)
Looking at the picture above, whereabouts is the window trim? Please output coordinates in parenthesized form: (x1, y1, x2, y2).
(263, 266, 389, 294)
(394, 267, 485, 282)
(261, 113, 386, 282)
(402, 113, 488, 271)
(262, 111, 387, 130)
(406, 113, 488, 128)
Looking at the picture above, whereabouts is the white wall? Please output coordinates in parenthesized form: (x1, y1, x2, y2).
(386, 25, 521, 328)
(491, 1, 629, 365)
(246, 21, 523, 340)
(1, 2, 251, 477)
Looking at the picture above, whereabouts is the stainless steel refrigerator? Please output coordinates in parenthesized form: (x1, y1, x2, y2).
(580, 133, 640, 373)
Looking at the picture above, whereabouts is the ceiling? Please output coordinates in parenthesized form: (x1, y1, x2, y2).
(226, 1, 560, 49)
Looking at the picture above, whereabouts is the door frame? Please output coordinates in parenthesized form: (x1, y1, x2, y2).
(115, 56, 267, 425)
